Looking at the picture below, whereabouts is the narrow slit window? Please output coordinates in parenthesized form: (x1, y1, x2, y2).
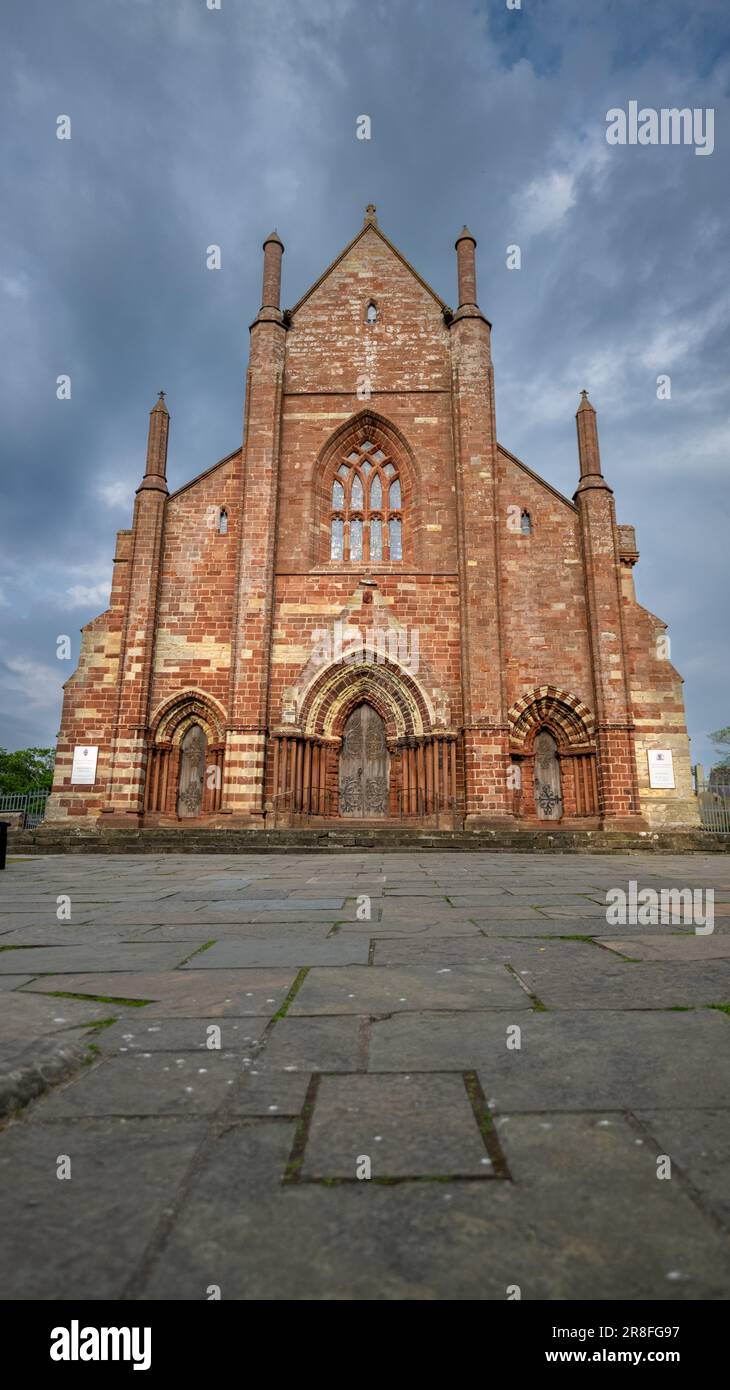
(218, 508, 228, 535)
(366, 302, 377, 323)
(520, 510, 531, 535)
(331, 518, 344, 560)
(389, 518, 402, 561)
(370, 519, 383, 561)
(350, 519, 363, 561)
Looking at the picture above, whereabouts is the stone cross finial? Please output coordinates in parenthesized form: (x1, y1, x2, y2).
(364, 204, 378, 225)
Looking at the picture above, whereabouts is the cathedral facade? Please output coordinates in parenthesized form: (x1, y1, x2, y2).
(45, 207, 699, 834)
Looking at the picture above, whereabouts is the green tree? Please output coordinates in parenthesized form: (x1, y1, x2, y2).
(708, 726, 730, 772)
(0, 747, 56, 794)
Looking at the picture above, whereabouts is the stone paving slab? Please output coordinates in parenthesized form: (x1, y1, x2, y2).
(301, 1073, 495, 1179)
(0, 943, 192, 974)
(289, 963, 530, 1014)
(232, 1069, 312, 1117)
(370, 1009, 730, 1110)
(95, 1016, 269, 1055)
(0, 991, 116, 1042)
(636, 1108, 730, 1228)
(37, 1051, 241, 1117)
(143, 921, 335, 943)
(0, 1117, 206, 1299)
(598, 936, 730, 961)
(183, 936, 371, 968)
(262, 1016, 364, 1073)
(374, 937, 509, 965)
(22, 969, 297, 1015)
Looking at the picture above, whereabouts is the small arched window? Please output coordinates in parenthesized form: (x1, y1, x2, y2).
(520, 509, 531, 535)
(329, 438, 402, 563)
(218, 508, 228, 535)
(365, 301, 378, 323)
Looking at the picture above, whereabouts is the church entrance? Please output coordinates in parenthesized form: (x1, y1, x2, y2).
(177, 724, 207, 818)
(534, 729, 563, 820)
(338, 704, 389, 818)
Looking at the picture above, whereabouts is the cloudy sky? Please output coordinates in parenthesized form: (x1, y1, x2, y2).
(1, 0, 728, 770)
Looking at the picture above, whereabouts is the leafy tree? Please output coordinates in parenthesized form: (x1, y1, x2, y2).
(708, 727, 730, 773)
(0, 747, 56, 794)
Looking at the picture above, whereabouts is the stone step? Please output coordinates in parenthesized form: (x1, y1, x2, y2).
(6, 825, 730, 855)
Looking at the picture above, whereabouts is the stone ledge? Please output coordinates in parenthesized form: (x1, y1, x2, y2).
(8, 826, 730, 855)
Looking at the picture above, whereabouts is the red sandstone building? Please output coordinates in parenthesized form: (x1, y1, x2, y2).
(46, 207, 698, 833)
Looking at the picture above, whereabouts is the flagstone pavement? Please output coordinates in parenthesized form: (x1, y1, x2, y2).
(1, 850, 729, 1301)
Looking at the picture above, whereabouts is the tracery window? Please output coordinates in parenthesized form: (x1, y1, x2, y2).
(329, 439, 403, 563)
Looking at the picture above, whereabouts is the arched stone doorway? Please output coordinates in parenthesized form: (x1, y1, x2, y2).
(144, 690, 226, 822)
(508, 687, 598, 824)
(339, 703, 389, 817)
(268, 658, 460, 826)
(177, 724, 207, 818)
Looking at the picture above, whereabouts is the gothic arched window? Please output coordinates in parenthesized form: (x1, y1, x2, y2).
(218, 508, 228, 535)
(329, 439, 402, 563)
(520, 509, 531, 535)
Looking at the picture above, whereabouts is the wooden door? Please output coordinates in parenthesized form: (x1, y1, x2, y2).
(339, 704, 389, 817)
(177, 724, 207, 819)
(534, 730, 562, 820)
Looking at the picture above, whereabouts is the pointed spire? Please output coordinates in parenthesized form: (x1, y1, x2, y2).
(138, 392, 169, 494)
(574, 390, 610, 495)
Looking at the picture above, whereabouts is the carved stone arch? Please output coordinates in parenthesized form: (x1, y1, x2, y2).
(299, 657, 434, 741)
(508, 686, 595, 753)
(312, 409, 419, 566)
(150, 689, 227, 747)
(508, 687, 598, 821)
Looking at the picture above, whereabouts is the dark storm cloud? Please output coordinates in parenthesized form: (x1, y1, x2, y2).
(0, 0, 727, 767)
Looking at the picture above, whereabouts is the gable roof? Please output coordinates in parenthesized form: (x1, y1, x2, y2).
(497, 443, 577, 514)
(287, 216, 449, 317)
(167, 447, 240, 502)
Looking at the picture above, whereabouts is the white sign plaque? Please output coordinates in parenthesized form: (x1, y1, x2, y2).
(71, 745, 98, 786)
(647, 749, 675, 789)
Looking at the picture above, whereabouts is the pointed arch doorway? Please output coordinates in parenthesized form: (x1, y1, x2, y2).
(338, 703, 389, 818)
